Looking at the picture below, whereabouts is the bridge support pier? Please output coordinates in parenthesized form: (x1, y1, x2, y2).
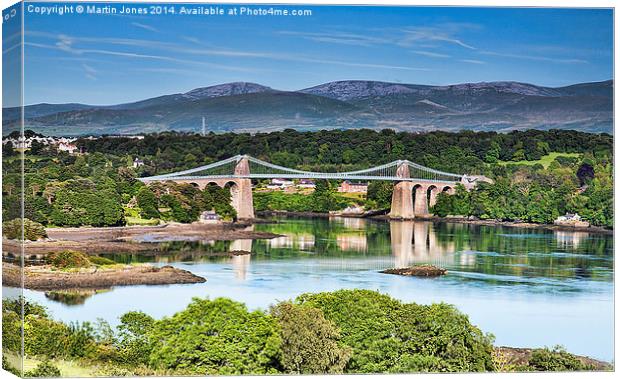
(231, 179, 254, 220)
(232, 156, 254, 220)
(390, 181, 415, 219)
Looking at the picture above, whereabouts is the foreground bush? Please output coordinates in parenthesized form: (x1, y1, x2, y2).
(2, 218, 47, 240)
(46, 250, 91, 269)
(116, 311, 155, 365)
(3, 297, 97, 360)
(148, 297, 281, 375)
(3, 293, 601, 376)
(25, 360, 61, 377)
(529, 346, 594, 371)
(271, 302, 351, 374)
(296, 289, 495, 373)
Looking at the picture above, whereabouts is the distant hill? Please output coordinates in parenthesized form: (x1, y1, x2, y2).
(2, 79, 612, 136)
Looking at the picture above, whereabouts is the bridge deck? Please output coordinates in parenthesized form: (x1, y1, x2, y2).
(141, 174, 461, 185)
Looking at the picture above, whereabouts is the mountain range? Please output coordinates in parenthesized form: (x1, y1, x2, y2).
(2, 79, 613, 136)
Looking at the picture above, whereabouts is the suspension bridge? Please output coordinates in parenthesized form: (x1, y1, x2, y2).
(139, 155, 491, 219)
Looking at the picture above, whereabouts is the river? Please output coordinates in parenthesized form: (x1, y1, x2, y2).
(4, 216, 614, 361)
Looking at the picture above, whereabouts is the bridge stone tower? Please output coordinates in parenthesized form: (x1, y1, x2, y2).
(232, 156, 255, 220)
(390, 161, 415, 219)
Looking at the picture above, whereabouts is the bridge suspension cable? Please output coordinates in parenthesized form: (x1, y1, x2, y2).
(140, 154, 467, 184)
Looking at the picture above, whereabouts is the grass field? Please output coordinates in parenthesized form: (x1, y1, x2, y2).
(498, 152, 581, 169)
(125, 216, 160, 226)
(4, 352, 95, 377)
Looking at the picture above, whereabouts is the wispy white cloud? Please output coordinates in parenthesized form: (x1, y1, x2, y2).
(279, 23, 479, 51)
(296, 57, 430, 71)
(398, 27, 476, 50)
(25, 40, 258, 72)
(132, 22, 158, 33)
(412, 50, 451, 58)
(277, 31, 389, 47)
(55, 34, 75, 53)
(27, 32, 432, 73)
(480, 50, 588, 64)
(182, 36, 202, 45)
(82, 63, 97, 80)
(460, 59, 485, 64)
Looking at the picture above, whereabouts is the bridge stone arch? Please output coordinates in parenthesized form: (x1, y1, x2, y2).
(442, 185, 455, 195)
(427, 185, 440, 208)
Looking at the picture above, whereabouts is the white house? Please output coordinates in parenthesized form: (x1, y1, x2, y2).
(133, 158, 145, 168)
(554, 213, 590, 228)
(57, 142, 78, 154)
(297, 179, 316, 189)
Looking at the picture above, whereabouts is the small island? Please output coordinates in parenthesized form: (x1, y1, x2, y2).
(380, 265, 447, 277)
(2, 250, 206, 291)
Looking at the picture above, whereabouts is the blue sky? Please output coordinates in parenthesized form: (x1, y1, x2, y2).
(9, 3, 614, 105)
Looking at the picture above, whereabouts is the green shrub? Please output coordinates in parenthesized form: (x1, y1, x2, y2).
(528, 346, 594, 371)
(3, 297, 49, 354)
(116, 311, 155, 365)
(2, 218, 47, 240)
(3, 296, 49, 318)
(296, 289, 494, 373)
(2, 310, 23, 353)
(3, 298, 96, 361)
(88, 256, 116, 266)
(46, 250, 91, 269)
(148, 297, 281, 375)
(24, 360, 61, 377)
(271, 302, 351, 374)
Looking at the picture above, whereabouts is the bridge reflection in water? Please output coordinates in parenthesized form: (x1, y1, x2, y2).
(390, 221, 456, 268)
(226, 219, 460, 280)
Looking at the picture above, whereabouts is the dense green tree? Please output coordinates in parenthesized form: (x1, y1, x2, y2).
(431, 192, 453, 217)
(2, 218, 47, 240)
(295, 289, 494, 373)
(367, 181, 393, 210)
(136, 187, 160, 219)
(203, 184, 236, 220)
(311, 180, 348, 212)
(148, 297, 282, 375)
(116, 311, 155, 365)
(49, 179, 125, 227)
(271, 302, 351, 374)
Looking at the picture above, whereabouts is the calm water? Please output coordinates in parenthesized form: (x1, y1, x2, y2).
(5, 217, 614, 361)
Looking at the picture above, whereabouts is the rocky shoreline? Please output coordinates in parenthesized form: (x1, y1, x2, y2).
(2, 222, 282, 257)
(2, 263, 206, 291)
